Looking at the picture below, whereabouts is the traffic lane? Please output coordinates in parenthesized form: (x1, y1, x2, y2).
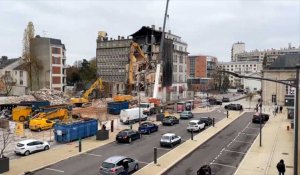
(34, 108, 227, 175)
(163, 112, 255, 175)
(33, 119, 195, 175)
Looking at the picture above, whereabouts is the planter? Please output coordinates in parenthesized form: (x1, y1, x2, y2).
(96, 130, 109, 141)
(0, 157, 9, 173)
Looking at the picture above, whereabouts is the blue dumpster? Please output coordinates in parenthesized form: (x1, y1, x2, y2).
(107, 101, 129, 115)
(54, 118, 98, 143)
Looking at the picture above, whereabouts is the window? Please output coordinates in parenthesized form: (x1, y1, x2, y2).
(20, 71, 23, 78)
(179, 65, 183, 72)
(15, 71, 17, 75)
(179, 55, 183, 63)
(173, 65, 177, 72)
(20, 79, 23, 85)
(52, 47, 61, 54)
(52, 57, 60, 64)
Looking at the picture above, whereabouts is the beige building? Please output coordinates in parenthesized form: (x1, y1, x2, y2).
(262, 54, 300, 106)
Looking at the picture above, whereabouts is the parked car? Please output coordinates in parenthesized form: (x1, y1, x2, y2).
(180, 111, 194, 119)
(116, 129, 141, 143)
(138, 122, 158, 134)
(222, 97, 230, 102)
(224, 103, 243, 110)
(187, 120, 205, 132)
(14, 139, 50, 156)
(160, 133, 181, 147)
(200, 117, 213, 126)
(252, 113, 270, 123)
(29, 118, 55, 132)
(99, 156, 139, 175)
(162, 116, 180, 126)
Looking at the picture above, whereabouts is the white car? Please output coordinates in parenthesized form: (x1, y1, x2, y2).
(187, 120, 205, 132)
(14, 139, 50, 156)
(160, 133, 181, 147)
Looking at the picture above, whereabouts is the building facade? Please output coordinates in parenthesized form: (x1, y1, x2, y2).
(30, 36, 67, 91)
(0, 56, 28, 95)
(187, 55, 218, 91)
(243, 72, 261, 93)
(218, 61, 262, 88)
(231, 42, 245, 62)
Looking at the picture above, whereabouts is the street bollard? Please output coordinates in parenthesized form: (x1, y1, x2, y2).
(111, 120, 114, 132)
(227, 110, 229, 118)
(213, 118, 215, 127)
(130, 123, 132, 130)
(154, 147, 157, 164)
(79, 138, 82, 152)
(191, 130, 194, 140)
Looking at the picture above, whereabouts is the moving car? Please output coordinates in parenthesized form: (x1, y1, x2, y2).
(160, 133, 181, 147)
(116, 129, 141, 143)
(138, 122, 158, 134)
(180, 111, 194, 119)
(14, 139, 50, 156)
(200, 117, 213, 126)
(222, 97, 230, 102)
(99, 156, 139, 175)
(252, 113, 270, 124)
(162, 116, 180, 126)
(224, 103, 243, 110)
(187, 120, 205, 132)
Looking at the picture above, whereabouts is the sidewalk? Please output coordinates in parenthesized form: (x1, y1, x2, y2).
(235, 109, 294, 175)
(134, 110, 244, 175)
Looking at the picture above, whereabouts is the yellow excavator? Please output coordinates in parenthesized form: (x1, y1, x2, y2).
(70, 78, 104, 107)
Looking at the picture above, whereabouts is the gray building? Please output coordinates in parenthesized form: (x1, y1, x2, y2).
(30, 36, 67, 91)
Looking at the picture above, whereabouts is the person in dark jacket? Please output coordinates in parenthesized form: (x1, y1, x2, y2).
(276, 159, 286, 175)
(122, 159, 129, 175)
(280, 106, 283, 113)
(197, 164, 211, 175)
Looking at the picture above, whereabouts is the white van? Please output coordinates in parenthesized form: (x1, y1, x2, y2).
(120, 108, 148, 124)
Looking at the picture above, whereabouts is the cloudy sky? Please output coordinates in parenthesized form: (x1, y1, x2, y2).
(0, 0, 299, 65)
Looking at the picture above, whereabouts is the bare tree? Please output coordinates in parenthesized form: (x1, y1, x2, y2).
(22, 21, 37, 90)
(0, 128, 12, 158)
(0, 73, 16, 96)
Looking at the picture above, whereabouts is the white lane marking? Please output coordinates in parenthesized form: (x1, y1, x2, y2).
(156, 147, 171, 151)
(240, 132, 257, 136)
(84, 153, 102, 157)
(246, 127, 259, 130)
(233, 140, 252, 144)
(45, 168, 64, 173)
(223, 149, 246, 154)
(138, 161, 150, 164)
(211, 162, 237, 168)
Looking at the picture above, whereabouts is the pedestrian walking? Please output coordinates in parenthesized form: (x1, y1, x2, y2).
(255, 104, 258, 112)
(122, 159, 129, 175)
(197, 164, 212, 175)
(280, 106, 283, 113)
(276, 159, 286, 175)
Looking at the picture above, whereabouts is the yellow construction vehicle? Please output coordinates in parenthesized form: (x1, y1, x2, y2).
(12, 106, 32, 122)
(70, 78, 104, 107)
(113, 95, 133, 102)
(29, 108, 68, 131)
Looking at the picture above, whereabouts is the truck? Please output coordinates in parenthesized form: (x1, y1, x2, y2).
(120, 108, 148, 124)
(12, 101, 50, 122)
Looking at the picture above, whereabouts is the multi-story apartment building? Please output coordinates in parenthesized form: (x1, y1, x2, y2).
(218, 61, 262, 88)
(187, 55, 218, 91)
(0, 56, 28, 95)
(30, 36, 67, 91)
(231, 42, 300, 65)
(96, 32, 132, 96)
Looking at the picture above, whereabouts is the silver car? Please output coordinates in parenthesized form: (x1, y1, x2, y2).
(180, 111, 193, 119)
(99, 156, 139, 175)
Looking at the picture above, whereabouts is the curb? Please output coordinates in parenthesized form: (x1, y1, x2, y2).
(134, 111, 246, 175)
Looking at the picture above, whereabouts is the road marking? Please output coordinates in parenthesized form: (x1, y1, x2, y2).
(45, 168, 64, 173)
(246, 127, 259, 130)
(233, 140, 252, 144)
(223, 149, 246, 154)
(211, 162, 236, 168)
(241, 132, 257, 136)
(84, 153, 102, 157)
(138, 161, 150, 164)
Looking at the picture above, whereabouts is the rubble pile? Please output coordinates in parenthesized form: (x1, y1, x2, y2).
(0, 95, 36, 104)
(30, 88, 70, 105)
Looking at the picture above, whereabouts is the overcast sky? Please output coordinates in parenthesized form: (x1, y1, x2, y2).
(0, 0, 299, 65)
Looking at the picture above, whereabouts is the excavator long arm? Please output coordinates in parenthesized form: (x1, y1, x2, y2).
(82, 78, 103, 99)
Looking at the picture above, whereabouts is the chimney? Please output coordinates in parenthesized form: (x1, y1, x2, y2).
(118, 35, 120, 40)
(159, 27, 162, 31)
(168, 30, 171, 34)
(151, 25, 155, 30)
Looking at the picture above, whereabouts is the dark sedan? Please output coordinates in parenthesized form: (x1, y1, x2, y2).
(116, 129, 141, 143)
(200, 117, 213, 126)
(222, 97, 230, 102)
(162, 116, 179, 126)
(224, 103, 243, 110)
(138, 122, 158, 134)
(252, 113, 270, 123)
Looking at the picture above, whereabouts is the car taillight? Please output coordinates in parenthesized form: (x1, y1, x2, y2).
(110, 168, 117, 172)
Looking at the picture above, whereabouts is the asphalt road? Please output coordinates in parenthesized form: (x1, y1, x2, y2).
(32, 108, 227, 175)
(163, 112, 260, 175)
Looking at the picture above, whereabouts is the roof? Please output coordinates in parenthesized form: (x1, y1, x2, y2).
(219, 61, 261, 65)
(103, 156, 126, 163)
(189, 120, 200, 123)
(267, 54, 300, 70)
(18, 139, 37, 144)
(13, 62, 27, 70)
(130, 26, 162, 37)
(163, 133, 176, 137)
(0, 58, 19, 69)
